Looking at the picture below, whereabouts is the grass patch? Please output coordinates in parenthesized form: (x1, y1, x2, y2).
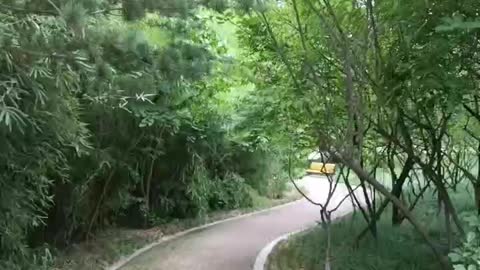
(267, 213, 440, 270)
(267, 185, 475, 270)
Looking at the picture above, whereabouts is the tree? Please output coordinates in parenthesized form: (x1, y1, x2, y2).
(1, 0, 274, 268)
(238, 0, 480, 269)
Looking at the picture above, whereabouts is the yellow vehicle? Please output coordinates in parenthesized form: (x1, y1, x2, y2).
(306, 151, 336, 175)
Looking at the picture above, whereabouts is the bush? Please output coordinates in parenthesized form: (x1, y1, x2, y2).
(212, 172, 253, 210)
(232, 149, 289, 199)
(449, 213, 480, 270)
(0, 2, 295, 268)
(266, 196, 452, 270)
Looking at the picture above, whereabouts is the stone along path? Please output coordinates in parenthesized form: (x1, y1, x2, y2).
(119, 175, 362, 270)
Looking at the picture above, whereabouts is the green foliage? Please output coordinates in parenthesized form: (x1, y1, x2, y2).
(238, 1, 480, 269)
(211, 172, 253, 210)
(0, 0, 298, 267)
(10, 0, 480, 268)
(267, 189, 476, 270)
(267, 210, 440, 270)
(436, 15, 480, 32)
(232, 149, 289, 198)
(449, 214, 480, 269)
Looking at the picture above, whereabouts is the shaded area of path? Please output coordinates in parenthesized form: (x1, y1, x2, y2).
(120, 175, 362, 270)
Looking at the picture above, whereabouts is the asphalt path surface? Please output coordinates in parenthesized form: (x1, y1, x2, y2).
(120, 175, 362, 270)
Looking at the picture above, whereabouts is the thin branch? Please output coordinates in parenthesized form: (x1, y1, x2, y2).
(46, 0, 62, 15)
(257, 11, 302, 91)
(464, 102, 480, 122)
(332, 150, 451, 270)
(0, 4, 56, 15)
(288, 151, 324, 207)
(329, 184, 362, 212)
(365, 0, 383, 71)
(90, 7, 123, 15)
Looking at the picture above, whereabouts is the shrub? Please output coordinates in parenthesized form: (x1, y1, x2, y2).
(449, 213, 480, 270)
(232, 149, 289, 199)
(213, 172, 253, 209)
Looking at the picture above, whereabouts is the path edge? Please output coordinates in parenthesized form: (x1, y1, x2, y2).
(252, 227, 312, 270)
(106, 197, 305, 270)
(252, 210, 356, 270)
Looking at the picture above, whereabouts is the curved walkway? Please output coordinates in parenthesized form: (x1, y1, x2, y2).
(119, 175, 361, 270)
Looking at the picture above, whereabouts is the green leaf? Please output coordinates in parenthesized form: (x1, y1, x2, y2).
(449, 253, 463, 263)
(467, 232, 476, 243)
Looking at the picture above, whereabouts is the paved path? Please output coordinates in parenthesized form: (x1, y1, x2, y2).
(120, 175, 362, 270)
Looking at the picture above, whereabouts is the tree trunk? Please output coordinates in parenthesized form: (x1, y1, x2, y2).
(391, 156, 414, 225)
(474, 182, 480, 215)
(143, 158, 155, 227)
(476, 140, 480, 215)
(323, 213, 332, 270)
(445, 201, 452, 250)
(87, 169, 115, 240)
(392, 193, 404, 225)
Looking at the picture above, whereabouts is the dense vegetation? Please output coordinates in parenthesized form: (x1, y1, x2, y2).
(0, 1, 300, 269)
(3, 0, 480, 269)
(240, 0, 480, 269)
(267, 182, 476, 270)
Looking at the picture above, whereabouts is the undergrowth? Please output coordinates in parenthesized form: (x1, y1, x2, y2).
(53, 180, 302, 270)
(267, 186, 475, 270)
